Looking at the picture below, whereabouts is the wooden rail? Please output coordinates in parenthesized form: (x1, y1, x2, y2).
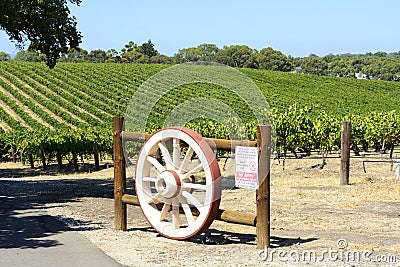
(121, 194, 256, 226)
(121, 130, 257, 151)
(114, 117, 271, 248)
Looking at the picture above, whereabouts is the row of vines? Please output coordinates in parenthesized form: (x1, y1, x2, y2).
(0, 126, 112, 170)
(0, 62, 399, 169)
(2, 104, 398, 169)
(188, 105, 400, 158)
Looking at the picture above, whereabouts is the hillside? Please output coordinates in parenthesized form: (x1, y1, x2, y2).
(1, 62, 399, 165)
(241, 68, 400, 115)
(0, 62, 399, 133)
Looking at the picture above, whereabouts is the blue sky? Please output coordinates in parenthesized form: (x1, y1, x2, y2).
(0, 0, 398, 57)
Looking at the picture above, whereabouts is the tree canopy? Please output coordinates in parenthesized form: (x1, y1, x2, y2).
(0, 0, 82, 68)
(2, 33, 400, 82)
(0, 52, 11, 61)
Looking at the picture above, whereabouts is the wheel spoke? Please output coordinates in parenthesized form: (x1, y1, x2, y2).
(182, 182, 207, 191)
(182, 163, 203, 180)
(179, 146, 194, 171)
(143, 176, 157, 182)
(158, 142, 174, 169)
(148, 191, 162, 204)
(172, 138, 180, 167)
(172, 198, 180, 229)
(182, 191, 204, 214)
(160, 203, 170, 221)
(146, 156, 165, 173)
(180, 198, 195, 226)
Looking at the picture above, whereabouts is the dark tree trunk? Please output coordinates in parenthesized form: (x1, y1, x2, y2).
(21, 152, 25, 165)
(39, 149, 47, 170)
(71, 147, 79, 172)
(93, 144, 99, 171)
(29, 154, 34, 169)
(351, 143, 361, 156)
(11, 146, 16, 163)
(56, 150, 63, 170)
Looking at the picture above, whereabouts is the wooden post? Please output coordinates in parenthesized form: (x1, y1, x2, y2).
(114, 117, 127, 231)
(340, 121, 351, 185)
(256, 125, 271, 249)
(93, 144, 100, 171)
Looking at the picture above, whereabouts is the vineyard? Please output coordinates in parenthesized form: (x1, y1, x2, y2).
(0, 62, 399, 169)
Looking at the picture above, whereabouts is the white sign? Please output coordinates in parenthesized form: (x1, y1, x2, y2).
(235, 146, 258, 190)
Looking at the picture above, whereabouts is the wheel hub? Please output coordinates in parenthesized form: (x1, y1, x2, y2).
(156, 170, 181, 198)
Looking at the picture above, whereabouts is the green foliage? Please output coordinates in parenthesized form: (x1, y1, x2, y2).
(149, 55, 173, 64)
(0, 52, 11, 61)
(59, 48, 88, 63)
(137, 40, 159, 58)
(0, 0, 82, 68)
(121, 50, 148, 63)
(0, 62, 400, 164)
(14, 50, 46, 62)
(173, 43, 219, 63)
(87, 49, 107, 63)
(299, 57, 328, 75)
(214, 45, 256, 68)
(119, 40, 160, 63)
(2, 127, 112, 165)
(121, 41, 138, 54)
(240, 68, 400, 116)
(298, 52, 400, 81)
(257, 47, 294, 72)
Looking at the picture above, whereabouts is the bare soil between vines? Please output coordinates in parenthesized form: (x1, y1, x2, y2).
(1, 154, 400, 266)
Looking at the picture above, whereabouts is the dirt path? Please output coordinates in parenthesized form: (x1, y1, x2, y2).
(0, 97, 30, 129)
(0, 121, 11, 132)
(1, 155, 399, 266)
(0, 83, 53, 129)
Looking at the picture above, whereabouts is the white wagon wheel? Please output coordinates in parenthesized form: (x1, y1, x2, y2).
(135, 127, 221, 240)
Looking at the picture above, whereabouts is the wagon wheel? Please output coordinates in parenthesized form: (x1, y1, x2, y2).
(135, 127, 221, 240)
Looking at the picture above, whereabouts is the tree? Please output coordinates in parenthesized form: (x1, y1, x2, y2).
(121, 41, 137, 54)
(374, 51, 387, 57)
(14, 49, 46, 62)
(105, 49, 121, 63)
(59, 47, 88, 62)
(243, 53, 259, 69)
(173, 43, 220, 63)
(257, 47, 294, 72)
(328, 58, 354, 78)
(0, 0, 82, 68)
(173, 47, 202, 63)
(299, 57, 328, 75)
(137, 40, 158, 58)
(87, 49, 107, 63)
(149, 54, 173, 64)
(0, 52, 11, 61)
(215, 45, 256, 68)
(197, 43, 219, 61)
(121, 50, 148, 63)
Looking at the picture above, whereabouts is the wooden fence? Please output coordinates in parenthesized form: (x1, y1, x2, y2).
(113, 117, 272, 249)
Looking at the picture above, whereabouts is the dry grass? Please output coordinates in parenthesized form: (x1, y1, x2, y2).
(1, 152, 400, 256)
(218, 154, 400, 253)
